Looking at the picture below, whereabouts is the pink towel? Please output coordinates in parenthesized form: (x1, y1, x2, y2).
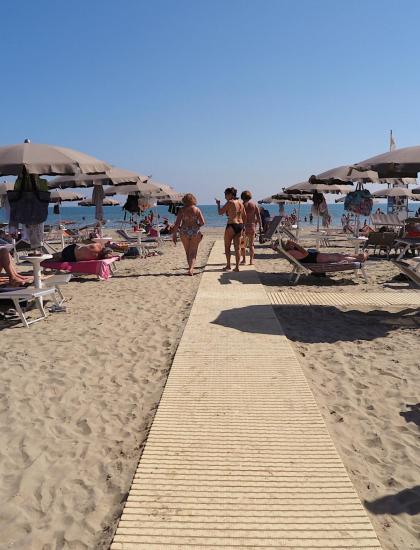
(41, 257, 118, 280)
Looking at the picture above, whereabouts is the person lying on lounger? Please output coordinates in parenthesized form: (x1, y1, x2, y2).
(52, 243, 114, 262)
(277, 240, 368, 263)
(0, 248, 33, 287)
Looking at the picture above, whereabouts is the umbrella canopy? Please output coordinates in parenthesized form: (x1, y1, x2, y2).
(259, 193, 309, 204)
(48, 167, 149, 189)
(78, 198, 119, 206)
(0, 183, 82, 202)
(106, 181, 182, 203)
(310, 165, 379, 185)
(0, 142, 111, 176)
(285, 181, 352, 194)
(354, 145, 420, 178)
(371, 187, 420, 200)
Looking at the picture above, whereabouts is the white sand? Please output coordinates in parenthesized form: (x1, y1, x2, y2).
(0, 234, 215, 549)
(1, 229, 419, 550)
(256, 235, 420, 550)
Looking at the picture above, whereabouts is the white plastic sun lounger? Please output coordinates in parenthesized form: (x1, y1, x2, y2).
(0, 287, 57, 327)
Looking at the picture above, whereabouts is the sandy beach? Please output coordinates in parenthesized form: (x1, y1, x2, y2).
(0, 232, 215, 550)
(256, 234, 420, 550)
(0, 228, 419, 550)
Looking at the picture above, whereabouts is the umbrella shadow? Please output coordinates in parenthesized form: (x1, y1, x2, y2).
(258, 271, 359, 287)
(399, 403, 420, 427)
(364, 486, 420, 516)
(212, 305, 419, 342)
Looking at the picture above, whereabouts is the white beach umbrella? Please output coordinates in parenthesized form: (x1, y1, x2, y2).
(354, 145, 420, 178)
(78, 198, 119, 206)
(48, 166, 149, 189)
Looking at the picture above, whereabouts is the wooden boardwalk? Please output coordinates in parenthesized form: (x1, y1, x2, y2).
(268, 290, 420, 307)
(111, 240, 381, 549)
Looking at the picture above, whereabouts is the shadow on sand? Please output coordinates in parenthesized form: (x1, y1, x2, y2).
(211, 304, 419, 342)
(364, 486, 420, 516)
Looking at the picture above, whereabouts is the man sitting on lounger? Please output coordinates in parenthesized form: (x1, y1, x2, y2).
(52, 243, 114, 262)
(0, 248, 33, 287)
(277, 240, 368, 263)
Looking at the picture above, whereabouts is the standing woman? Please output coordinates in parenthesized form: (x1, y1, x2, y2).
(172, 193, 205, 276)
(216, 187, 246, 272)
(241, 190, 262, 265)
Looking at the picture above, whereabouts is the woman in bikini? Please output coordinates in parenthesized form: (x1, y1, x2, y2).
(279, 240, 368, 263)
(241, 190, 262, 265)
(216, 187, 246, 272)
(172, 193, 205, 276)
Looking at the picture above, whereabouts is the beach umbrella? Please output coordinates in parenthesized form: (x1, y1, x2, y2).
(259, 193, 309, 203)
(78, 198, 119, 206)
(0, 183, 82, 202)
(0, 141, 111, 176)
(285, 181, 352, 194)
(48, 167, 149, 189)
(309, 165, 379, 185)
(49, 189, 83, 203)
(353, 145, 420, 178)
(371, 187, 420, 200)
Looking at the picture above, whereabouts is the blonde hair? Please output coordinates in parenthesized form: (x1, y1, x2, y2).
(182, 193, 197, 206)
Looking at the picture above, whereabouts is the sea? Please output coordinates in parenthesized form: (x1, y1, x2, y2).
(0, 202, 394, 229)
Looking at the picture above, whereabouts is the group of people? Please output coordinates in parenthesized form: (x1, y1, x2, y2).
(171, 188, 262, 275)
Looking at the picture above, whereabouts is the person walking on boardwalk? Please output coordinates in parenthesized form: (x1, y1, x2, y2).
(216, 187, 246, 272)
(172, 193, 205, 276)
(241, 190, 262, 265)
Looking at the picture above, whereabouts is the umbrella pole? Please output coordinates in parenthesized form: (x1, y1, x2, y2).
(296, 201, 301, 241)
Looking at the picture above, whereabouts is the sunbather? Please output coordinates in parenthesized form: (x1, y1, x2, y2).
(52, 243, 114, 262)
(278, 240, 368, 263)
(0, 248, 32, 287)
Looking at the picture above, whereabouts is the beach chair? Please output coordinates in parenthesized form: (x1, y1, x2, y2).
(41, 256, 119, 280)
(272, 240, 368, 284)
(0, 287, 58, 328)
(392, 258, 420, 287)
(260, 216, 282, 242)
(362, 231, 397, 259)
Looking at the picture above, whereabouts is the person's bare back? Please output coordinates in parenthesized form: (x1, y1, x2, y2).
(75, 243, 104, 261)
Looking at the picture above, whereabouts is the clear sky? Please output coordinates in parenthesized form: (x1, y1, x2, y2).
(2, 0, 420, 202)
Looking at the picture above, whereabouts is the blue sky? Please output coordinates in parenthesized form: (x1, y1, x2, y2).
(2, 0, 420, 202)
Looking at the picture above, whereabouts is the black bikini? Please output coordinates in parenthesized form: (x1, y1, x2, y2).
(300, 250, 318, 264)
(227, 222, 244, 235)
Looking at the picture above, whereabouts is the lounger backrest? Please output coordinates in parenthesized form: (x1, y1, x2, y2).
(273, 241, 311, 272)
(366, 231, 396, 246)
(263, 216, 282, 239)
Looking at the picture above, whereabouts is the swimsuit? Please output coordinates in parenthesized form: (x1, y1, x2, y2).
(179, 208, 202, 238)
(300, 250, 318, 264)
(226, 200, 244, 235)
(60, 244, 77, 262)
(227, 222, 244, 235)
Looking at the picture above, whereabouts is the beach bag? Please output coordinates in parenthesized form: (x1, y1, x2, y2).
(123, 195, 140, 215)
(344, 184, 373, 216)
(7, 174, 50, 225)
(53, 203, 60, 215)
(311, 192, 327, 215)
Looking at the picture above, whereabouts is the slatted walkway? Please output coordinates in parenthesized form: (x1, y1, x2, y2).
(111, 240, 381, 549)
(268, 290, 420, 307)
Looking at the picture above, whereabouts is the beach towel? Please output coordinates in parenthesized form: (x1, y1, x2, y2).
(41, 257, 118, 280)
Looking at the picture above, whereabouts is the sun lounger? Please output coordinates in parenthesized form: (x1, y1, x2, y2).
(41, 257, 119, 280)
(362, 231, 397, 259)
(371, 212, 405, 228)
(395, 238, 420, 261)
(260, 216, 282, 242)
(392, 258, 420, 287)
(42, 273, 72, 305)
(273, 241, 368, 284)
(0, 287, 57, 327)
